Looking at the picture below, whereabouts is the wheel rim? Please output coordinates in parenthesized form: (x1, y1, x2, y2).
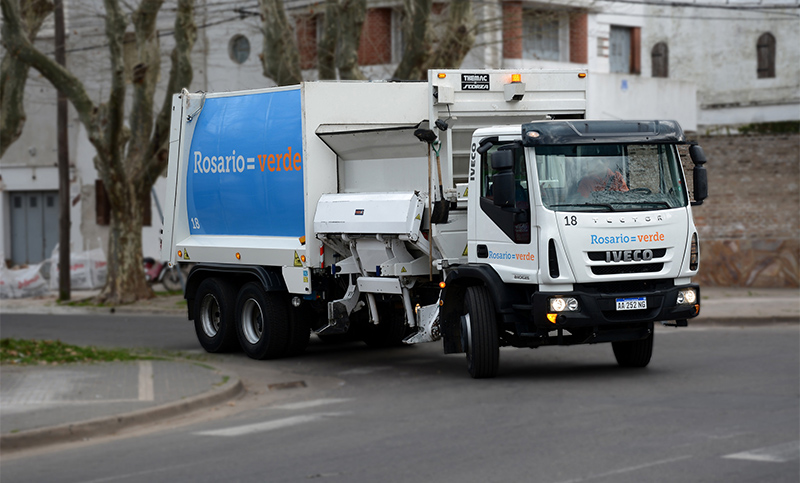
(241, 298, 264, 344)
(461, 313, 472, 357)
(200, 294, 221, 338)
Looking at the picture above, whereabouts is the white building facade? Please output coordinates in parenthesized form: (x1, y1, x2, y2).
(1, 0, 797, 268)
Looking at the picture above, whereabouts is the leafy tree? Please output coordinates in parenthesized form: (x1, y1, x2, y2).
(0, 0, 197, 304)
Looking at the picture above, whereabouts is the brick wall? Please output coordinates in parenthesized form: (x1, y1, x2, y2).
(687, 133, 799, 287)
(358, 8, 392, 66)
(297, 15, 317, 70)
(502, 1, 523, 60)
(569, 13, 588, 64)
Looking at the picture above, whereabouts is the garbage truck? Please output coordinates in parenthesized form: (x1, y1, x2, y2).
(161, 69, 708, 378)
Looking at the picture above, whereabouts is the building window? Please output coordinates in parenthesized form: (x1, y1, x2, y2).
(757, 32, 776, 78)
(228, 35, 250, 64)
(651, 42, 668, 78)
(610, 26, 640, 74)
(524, 14, 560, 61)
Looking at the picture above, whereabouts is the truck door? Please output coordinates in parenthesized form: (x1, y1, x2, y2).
(469, 142, 539, 281)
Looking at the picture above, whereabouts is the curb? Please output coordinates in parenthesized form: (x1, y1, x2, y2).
(0, 368, 244, 454)
(690, 316, 799, 326)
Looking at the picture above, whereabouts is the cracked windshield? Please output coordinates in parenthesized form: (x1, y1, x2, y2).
(535, 144, 688, 212)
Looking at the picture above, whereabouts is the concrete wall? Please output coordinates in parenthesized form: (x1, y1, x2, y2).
(688, 133, 799, 288)
(587, 73, 697, 131)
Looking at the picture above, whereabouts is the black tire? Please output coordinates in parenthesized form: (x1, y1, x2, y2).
(235, 283, 290, 360)
(193, 278, 238, 353)
(161, 266, 183, 292)
(612, 331, 654, 368)
(285, 302, 312, 356)
(361, 300, 409, 348)
(463, 286, 500, 378)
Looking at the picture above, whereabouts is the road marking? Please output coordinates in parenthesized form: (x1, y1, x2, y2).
(138, 360, 154, 401)
(552, 455, 692, 483)
(723, 441, 800, 463)
(194, 412, 351, 437)
(272, 398, 353, 410)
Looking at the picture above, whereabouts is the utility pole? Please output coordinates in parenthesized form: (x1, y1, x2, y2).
(55, 0, 70, 301)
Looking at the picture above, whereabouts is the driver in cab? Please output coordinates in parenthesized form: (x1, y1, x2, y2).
(578, 159, 629, 197)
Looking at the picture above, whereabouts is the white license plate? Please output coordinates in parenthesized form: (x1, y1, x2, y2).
(616, 297, 647, 311)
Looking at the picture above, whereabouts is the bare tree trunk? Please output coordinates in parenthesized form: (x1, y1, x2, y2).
(0, 0, 53, 158)
(427, 0, 475, 70)
(259, 0, 302, 86)
(1, 0, 197, 305)
(393, 0, 432, 81)
(335, 0, 366, 81)
(317, 0, 338, 80)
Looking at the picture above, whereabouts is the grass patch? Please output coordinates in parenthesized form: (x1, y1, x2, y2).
(0, 338, 151, 366)
(739, 121, 800, 135)
(61, 298, 105, 308)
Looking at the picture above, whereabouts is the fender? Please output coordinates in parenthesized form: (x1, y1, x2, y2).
(439, 264, 518, 354)
(185, 263, 286, 320)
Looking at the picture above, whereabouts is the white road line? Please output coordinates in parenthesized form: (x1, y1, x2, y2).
(138, 360, 154, 402)
(552, 455, 692, 483)
(271, 398, 353, 410)
(723, 441, 800, 463)
(194, 412, 351, 437)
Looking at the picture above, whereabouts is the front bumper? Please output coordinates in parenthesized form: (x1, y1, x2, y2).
(530, 283, 700, 329)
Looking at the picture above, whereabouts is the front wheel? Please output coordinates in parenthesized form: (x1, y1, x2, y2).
(235, 283, 290, 360)
(462, 286, 500, 378)
(612, 331, 654, 367)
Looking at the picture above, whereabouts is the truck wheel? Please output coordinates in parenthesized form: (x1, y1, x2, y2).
(612, 332, 654, 368)
(285, 303, 312, 356)
(236, 283, 290, 359)
(193, 278, 238, 353)
(463, 286, 500, 378)
(161, 266, 183, 292)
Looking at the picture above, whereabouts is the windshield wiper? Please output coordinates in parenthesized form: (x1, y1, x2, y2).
(615, 201, 673, 209)
(550, 203, 615, 212)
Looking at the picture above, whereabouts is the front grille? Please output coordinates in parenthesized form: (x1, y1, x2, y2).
(587, 248, 667, 261)
(591, 263, 664, 275)
(587, 279, 672, 294)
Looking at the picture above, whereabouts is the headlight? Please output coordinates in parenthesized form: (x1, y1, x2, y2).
(549, 296, 580, 312)
(677, 288, 697, 305)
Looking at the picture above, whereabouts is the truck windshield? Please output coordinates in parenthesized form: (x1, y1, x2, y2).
(534, 144, 687, 212)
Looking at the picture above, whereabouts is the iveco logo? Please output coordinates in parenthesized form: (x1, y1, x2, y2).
(606, 249, 654, 263)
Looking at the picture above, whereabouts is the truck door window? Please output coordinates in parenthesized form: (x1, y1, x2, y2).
(480, 144, 531, 244)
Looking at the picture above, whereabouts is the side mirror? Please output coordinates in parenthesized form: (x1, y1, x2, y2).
(491, 150, 515, 207)
(491, 149, 514, 170)
(689, 145, 708, 205)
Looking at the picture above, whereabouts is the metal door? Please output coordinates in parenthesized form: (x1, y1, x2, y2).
(610, 26, 631, 74)
(9, 191, 59, 265)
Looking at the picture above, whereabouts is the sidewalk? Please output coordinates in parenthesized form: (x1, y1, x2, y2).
(0, 285, 797, 454)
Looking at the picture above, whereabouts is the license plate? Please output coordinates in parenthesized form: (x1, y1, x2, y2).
(616, 297, 647, 311)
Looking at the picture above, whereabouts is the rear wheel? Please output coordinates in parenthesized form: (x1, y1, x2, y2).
(193, 278, 238, 353)
(612, 331, 654, 367)
(462, 286, 500, 378)
(236, 283, 290, 359)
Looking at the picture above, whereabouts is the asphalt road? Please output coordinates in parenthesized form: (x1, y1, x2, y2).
(1, 314, 798, 482)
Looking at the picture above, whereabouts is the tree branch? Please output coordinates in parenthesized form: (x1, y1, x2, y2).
(142, 0, 197, 190)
